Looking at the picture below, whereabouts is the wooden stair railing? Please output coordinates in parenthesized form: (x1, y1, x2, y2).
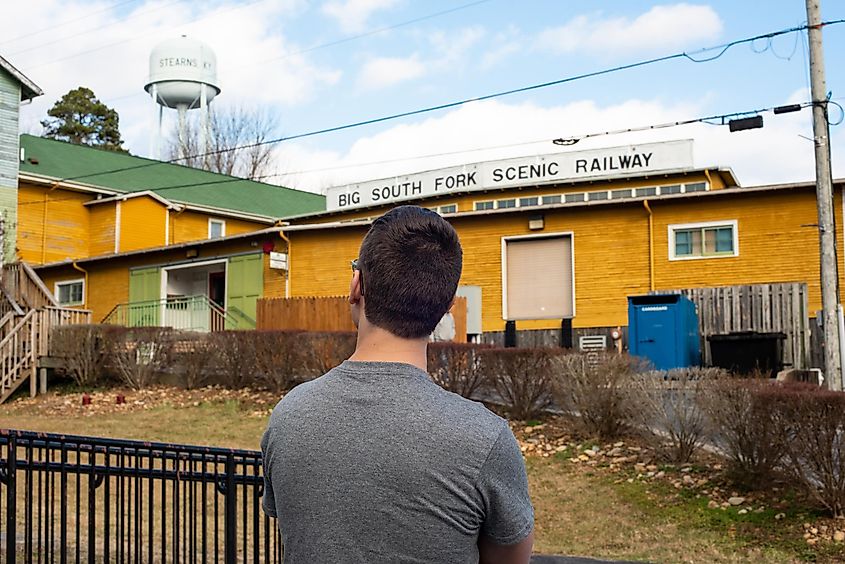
(0, 263, 93, 403)
(0, 310, 37, 404)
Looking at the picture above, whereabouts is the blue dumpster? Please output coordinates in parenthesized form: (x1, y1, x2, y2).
(627, 294, 700, 370)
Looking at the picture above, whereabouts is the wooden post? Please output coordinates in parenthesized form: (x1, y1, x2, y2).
(40, 367, 47, 395)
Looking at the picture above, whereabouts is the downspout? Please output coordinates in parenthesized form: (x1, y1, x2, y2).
(276, 223, 291, 299)
(703, 169, 714, 190)
(643, 200, 655, 292)
(72, 261, 89, 308)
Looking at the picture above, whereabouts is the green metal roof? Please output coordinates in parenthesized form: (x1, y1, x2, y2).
(18, 134, 325, 218)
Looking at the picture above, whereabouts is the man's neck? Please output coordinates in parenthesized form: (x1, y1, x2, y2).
(349, 323, 428, 372)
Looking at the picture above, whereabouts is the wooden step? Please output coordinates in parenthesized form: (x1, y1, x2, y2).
(0, 365, 34, 404)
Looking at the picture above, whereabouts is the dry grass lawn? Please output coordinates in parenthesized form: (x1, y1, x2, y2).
(0, 388, 838, 563)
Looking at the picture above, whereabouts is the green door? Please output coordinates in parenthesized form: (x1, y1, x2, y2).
(226, 254, 262, 329)
(128, 267, 161, 326)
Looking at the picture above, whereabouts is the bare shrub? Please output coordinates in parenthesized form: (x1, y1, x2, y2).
(105, 327, 174, 390)
(632, 367, 725, 463)
(252, 331, 309, 392)
(479, 347, 556, 420)
(554, 353, 643, 440)
(208, 331, 258, 389)
(427, 343, 491, 399)
(169, 333, 216, 390)
(779, 384, 845, 517)
(303, 332, 357, 377)
(49, 325, 109, 388)
(700, 378, 790, 487)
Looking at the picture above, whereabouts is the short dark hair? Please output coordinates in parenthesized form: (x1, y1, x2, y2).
(358, 205, 463, 339)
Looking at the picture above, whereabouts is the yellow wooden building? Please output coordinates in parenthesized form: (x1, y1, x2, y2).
(16, 134, 324, 329)
(25, 137, 841, 365)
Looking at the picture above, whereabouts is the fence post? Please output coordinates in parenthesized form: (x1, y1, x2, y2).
(5, 434, 17, 563)
(225, 453, 237, 564)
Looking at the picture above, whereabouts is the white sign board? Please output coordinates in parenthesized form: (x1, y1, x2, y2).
(269, 252, 288, 270)
(325, 140, 694, 211)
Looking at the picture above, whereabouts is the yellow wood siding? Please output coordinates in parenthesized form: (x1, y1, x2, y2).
(288, 186, 836, 333)
(88, 202, 116, 256)
(263, 250, 288, 299)
(169, 210, 266, 244)
(288, 227, 369, 298)
(119, 197, 167, 252)
(17, 183, 91, 265)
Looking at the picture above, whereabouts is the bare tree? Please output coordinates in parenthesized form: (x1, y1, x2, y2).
(167, 105, 278, 179)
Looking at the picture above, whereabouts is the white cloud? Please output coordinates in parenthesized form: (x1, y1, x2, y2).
(355, 26, 484, 91)
(481, 25, 522, 69)
(357, 55, 426, 89)
(536, 3, 723, 56)
(8, 0, 339, 155)
(321, 0, 400, 33)
(276, 94, 832, 194)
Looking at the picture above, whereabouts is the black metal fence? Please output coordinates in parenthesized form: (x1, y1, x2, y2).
(0, 429, 282, 563)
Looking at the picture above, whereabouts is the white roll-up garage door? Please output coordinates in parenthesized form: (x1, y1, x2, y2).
(503, 234, 574, 320)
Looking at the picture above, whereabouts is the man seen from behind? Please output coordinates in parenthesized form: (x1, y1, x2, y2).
(261, 205, 534, 563)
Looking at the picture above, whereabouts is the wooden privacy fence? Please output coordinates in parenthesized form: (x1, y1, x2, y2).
(654, 283, 811, 370)
(257, 296, 468, 342)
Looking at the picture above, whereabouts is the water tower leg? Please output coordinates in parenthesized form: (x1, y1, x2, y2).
(177, 104, 188, 162)
(149, 84, 159, 159)
(199, 86, 209, 170)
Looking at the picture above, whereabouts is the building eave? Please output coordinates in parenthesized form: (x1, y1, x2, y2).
(284, 166, 739, 222)
(21, 171, 279, 224)
(0, 55, 42, 101)
(281, 179, 828, 233)
(33, 226, 286, 271)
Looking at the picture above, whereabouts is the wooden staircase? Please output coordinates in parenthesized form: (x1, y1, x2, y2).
(0, 263, 92, 403)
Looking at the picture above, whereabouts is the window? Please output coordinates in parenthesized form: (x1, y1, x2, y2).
(519, 197, 539, 207)
(542, 195, 561, 205)
(475, 200, 494, 211)
(565, 193, 585, 203)
(684, 182, 707, 193)
(208, 219, 226, 238)
(660, 184, 682, 195)
(438, 204, 457, 214)
(635, 187, 657, 197)
(588, 191, 608, 201)
(670, 221, 738, 260)
(611, 189, 632, 199)
(496, 199, 516, 209)
(55, 279, 84, 306)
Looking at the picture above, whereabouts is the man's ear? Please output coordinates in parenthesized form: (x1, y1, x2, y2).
(348, 270, 363, 305)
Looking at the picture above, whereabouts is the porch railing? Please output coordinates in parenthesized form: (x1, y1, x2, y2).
(102, 296, 249, 332)
(0, 429, 282, 563)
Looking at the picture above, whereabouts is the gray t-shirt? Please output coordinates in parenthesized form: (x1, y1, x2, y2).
(260, 360, 534, 563)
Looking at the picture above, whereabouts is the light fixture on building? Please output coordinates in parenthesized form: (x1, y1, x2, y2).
(528, 215, 545, 231)
(186, 248, 199, 258)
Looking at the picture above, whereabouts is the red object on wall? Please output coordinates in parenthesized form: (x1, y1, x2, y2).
(116, 394, 126, 405)
(82, 394, 92, 406)
(262, 241, 275, 254)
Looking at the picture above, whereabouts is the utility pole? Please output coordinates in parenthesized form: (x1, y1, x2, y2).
(805, 0, 842, 391)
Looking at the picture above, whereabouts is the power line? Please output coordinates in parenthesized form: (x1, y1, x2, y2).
(100, 0, 495, 106)
(0, 0, 141, 46)
(7, 0, 184, 57)
(18, 0, 268, 70)
(55, 19, 845, 187)
(17, 99, 812, 208)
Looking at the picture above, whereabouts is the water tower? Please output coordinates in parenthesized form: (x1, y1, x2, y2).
(145, 36, 220, 162)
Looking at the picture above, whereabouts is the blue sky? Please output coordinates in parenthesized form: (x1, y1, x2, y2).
(5, 0, 845, 193)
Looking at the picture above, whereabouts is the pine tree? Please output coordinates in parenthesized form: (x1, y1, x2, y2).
(41, 87, 127, 152)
